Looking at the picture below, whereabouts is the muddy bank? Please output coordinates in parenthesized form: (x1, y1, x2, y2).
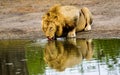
(0, 0, 120, 39)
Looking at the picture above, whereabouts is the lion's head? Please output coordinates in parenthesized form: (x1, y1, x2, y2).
(42, 5, 65, 40)
(42, 16, 57, 40)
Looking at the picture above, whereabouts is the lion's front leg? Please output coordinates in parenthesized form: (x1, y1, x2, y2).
(67, 28, 76, 38)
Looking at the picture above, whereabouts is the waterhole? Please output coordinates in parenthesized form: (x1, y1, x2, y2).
(0, 38, 120, 75)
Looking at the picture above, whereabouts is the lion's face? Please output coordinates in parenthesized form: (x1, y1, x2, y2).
(42, 11, 63, 40)
(42, 18, 57, 40)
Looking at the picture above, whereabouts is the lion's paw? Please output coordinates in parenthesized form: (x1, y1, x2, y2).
(67, 31, 76, 38)
(84, 25, 91, 31)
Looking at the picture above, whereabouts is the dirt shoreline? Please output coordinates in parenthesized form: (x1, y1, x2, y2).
(0, 0, 120, 39)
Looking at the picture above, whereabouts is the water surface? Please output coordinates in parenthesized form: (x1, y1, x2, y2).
(0, 39, 120, 75)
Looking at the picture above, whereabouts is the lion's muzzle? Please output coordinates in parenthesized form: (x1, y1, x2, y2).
(47, 36, 55, 40)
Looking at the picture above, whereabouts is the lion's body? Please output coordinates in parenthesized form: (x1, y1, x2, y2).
(42, 5, 93, 40)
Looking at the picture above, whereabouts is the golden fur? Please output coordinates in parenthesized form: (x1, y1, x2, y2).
(42, 4, 93, 40)
(44, 39, 93, 71)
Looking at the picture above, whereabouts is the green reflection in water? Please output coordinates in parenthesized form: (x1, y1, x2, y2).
(93, 39, 120, 70)
(25, 45, 45, 75)
(93, 39, 120, 59)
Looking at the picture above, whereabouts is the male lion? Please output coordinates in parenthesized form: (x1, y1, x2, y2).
(42, 4, 92, 40)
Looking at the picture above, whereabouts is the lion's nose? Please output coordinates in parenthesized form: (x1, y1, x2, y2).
(47, 36, 52, 40)
(47, 36, 50, 38)
(47, 36, 55, 40)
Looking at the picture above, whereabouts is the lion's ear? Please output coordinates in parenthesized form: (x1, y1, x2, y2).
(49, 4, 60, 13)
(54, 15, 59, 20)
(54, 16, 58, 19)
(47, 12, 50, 16)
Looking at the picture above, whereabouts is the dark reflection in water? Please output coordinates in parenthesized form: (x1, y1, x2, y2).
(0, 39, 120, 75)
(0, 40, 31, 75)
(44, 39, 93, 72)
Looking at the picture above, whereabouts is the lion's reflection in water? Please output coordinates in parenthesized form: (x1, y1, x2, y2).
(44, 39, 93, 71)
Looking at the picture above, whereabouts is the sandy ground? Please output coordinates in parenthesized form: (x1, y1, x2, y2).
(0, 0, 120, 39)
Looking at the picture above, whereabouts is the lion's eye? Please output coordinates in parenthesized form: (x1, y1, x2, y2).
(49, 27, 53, 31)
(44, 28, 47, 32)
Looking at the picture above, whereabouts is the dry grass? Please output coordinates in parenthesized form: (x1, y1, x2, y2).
(0, 0, 99, 14)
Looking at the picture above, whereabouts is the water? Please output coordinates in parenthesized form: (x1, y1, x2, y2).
(0, 39, 120, 75)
